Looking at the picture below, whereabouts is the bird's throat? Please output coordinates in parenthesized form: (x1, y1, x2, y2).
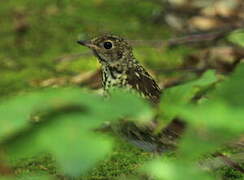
(102, 65, 127, 91)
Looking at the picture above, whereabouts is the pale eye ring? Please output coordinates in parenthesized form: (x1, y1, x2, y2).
(103, 41, 113, 49)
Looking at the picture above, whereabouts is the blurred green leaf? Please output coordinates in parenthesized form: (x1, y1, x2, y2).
(4, 112, 113, 177)
(160, 70, 217, 124)
(0, 88, 153, 141)
(0, 88, 101, 141)
(39, 114, 113, 176)
(228, 29, 244, 47)
(154, 66, 244, 163)
(143, 158, 214, 180)
(173, 66, 244, 159)
(0, 87, 152, 176)
(108, 89, 153, 123)
(177, 101, 244, 159)
(212, 64, 244, 107)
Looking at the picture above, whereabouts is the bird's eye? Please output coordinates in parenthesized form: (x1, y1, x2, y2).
(103, 41, 113, 49)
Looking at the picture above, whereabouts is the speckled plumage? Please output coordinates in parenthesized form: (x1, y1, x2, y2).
(78, 34, 184, 152)
(78, 34, 161, 104)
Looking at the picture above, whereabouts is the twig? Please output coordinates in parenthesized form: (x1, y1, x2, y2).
(200, 152, 244, 173)
(168, 25, 244, 47)
(168, 31, 225, 47)
(215, 152, 244, 174)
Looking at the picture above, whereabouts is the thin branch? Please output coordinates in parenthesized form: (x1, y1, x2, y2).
(200, 152, 244, 173)
(215, 152, 244, 174)
(168, 25, 244, 47)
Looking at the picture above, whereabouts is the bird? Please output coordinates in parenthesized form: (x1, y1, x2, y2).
(77, 34, 185, 152)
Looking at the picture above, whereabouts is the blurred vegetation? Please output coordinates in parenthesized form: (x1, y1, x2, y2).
(0, 0, 172, 96)
(0, 0, 244, 180)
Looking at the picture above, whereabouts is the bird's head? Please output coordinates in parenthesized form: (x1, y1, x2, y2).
(77, 34, 133, 66)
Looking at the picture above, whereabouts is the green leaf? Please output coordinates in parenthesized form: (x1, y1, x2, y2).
(108, 89, 154, 123)
(160, 70, 217, 124)
(1, 88, 152, 176)
(177, 100, 244, 159)
(0, 88, 102, 142)
(39, 115, 113, 176)
(0, 88, 153, 142)
(173, 65, 244, 159)
(158, 67, 244, 160)
(5, 113, 113, 176)
(228, 29, 244, 47)
(143, 158, 214, 180)
(213, 64, 244, 107)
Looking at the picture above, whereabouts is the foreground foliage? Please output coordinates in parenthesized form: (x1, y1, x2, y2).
(0, 65, 243, 179)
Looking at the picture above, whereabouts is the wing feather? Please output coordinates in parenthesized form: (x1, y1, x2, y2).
(126, 66, 161, 104)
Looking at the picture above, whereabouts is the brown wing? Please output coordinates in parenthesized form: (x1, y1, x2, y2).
(126, 66, 161, 104)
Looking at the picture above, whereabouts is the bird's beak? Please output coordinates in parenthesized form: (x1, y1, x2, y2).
(77, 40, 97, 49)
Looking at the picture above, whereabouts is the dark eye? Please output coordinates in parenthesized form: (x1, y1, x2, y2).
(103, 41, 113, 49)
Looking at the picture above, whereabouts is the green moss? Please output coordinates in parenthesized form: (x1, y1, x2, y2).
(13, 138, 153, 179)
(216, 166, 244, 180)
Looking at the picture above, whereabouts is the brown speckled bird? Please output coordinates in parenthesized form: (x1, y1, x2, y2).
(77, 34, 184, 152)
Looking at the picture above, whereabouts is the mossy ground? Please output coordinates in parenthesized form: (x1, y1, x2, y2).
(13, 138, 154, 179)
(12, 142, 244, 180)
